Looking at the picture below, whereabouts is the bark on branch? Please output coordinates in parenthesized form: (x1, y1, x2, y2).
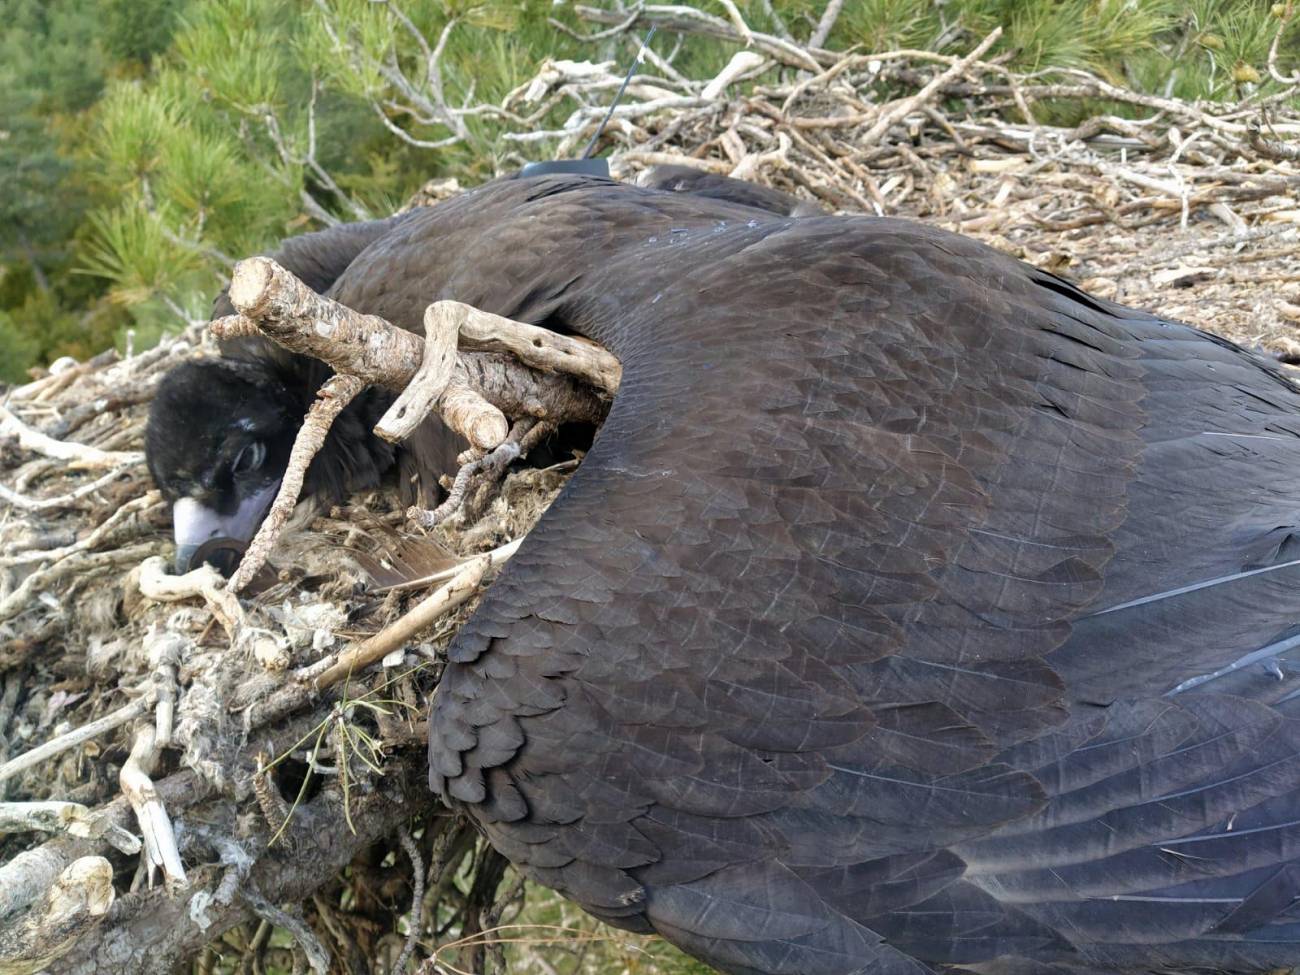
(213, 256, 618, 590)
(0, 857, 114, 975)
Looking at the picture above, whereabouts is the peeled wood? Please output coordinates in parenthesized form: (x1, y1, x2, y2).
(0, 804, 138, 855)
(375, 303, 466, 443)
(0, 856, 113, 975)
(120, 725, 187, 892)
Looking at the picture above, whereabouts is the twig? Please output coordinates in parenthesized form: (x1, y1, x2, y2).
(313, 555, 491, 691)
(1248, 120, 1300, 161)
(393, 826, 424, 975)
(450, 301, 622, 395)
(222, 258, 424, 390)
(0, 404, 144, 469)
(374, 303, 505, 449)
(701, 51, 768, 101)
(0, 695, 153, 786)
(0, 466, 133, 511)
(858, 27, 1002, 148)
(121, 723, 187, 891)
(575, 4, 824, 71)
(1266, 3, 1300, 86)
(0, 491, 161, 568)
(808, 0, 844, 50)
(227, 375, 366, 594)
(241, 889, 329, 975)
(221, 260, 610, 449)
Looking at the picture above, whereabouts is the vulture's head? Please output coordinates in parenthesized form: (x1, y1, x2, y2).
(146, 358, 298, 576)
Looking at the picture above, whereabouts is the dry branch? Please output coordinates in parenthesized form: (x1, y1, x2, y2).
(858, 28, 1002, 148)
(224, 258, 423, 389)
(452, 301, 622, 395)
(0, 697, 153, 787)
(120, 725, 186, 891)
(0, 857, 113, 975)
(134, 557, 245, 636)
(226, 374, 366, 594)
(218, 258, 614, 588)
(312, 554, 491, 690)
(375, 302, 464, 444)
(0, 803, 138, 854)
(0, 405, 143, 470)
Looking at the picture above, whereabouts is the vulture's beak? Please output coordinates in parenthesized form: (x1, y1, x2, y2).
(172, 482, 280, 576)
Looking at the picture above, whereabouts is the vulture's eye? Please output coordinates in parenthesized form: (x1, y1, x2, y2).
(232, 441, 266, 476)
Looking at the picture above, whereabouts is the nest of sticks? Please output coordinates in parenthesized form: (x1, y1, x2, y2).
(3, 8, 1300, 974)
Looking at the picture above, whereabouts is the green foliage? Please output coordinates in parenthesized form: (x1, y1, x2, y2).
(0, 311, 41, 384)
(503, 881, 717, 975)
(100, 0, 189, 67)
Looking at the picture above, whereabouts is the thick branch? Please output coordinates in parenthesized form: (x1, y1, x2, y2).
(450, 300, 622, 395)
(0, 857, 114, 975)
(44, 758, 435, 975)
(217, 259, 614, 450)
(223, 258, 424, 389)
(0, 804, 138, 855)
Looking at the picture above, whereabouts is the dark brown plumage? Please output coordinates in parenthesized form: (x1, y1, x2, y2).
(156, 171, 1300, 974)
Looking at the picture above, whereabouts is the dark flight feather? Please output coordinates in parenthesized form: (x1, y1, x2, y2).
(403, 174, 1300, 974)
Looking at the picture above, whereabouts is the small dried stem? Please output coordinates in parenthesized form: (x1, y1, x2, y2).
(858, 27, 1002, 148)
(0, 404, 144, 469)
(120, 723, 187, 891)
(0, 696, 154, 786)
(226, 374, 366, 594)
(393, 826, 424, 975)
(313, 556, 491, 691)
(0, 466, 133, 512)
(240, 890, 329, 975)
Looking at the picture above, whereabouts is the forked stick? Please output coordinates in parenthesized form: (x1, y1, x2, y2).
(213, 258, 618, 592)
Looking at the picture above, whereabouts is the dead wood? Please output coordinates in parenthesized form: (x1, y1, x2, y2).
(0, 856, 113, 975)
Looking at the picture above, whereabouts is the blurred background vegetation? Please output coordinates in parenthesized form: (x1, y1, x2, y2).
(2, 0, 1299, 383)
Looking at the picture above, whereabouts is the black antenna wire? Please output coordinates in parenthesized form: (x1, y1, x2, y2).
(582, 25, 658, 160)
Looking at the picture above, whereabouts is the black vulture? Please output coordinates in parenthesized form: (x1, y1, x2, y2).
(145, 210, 462, 573)
(149, 173, 1300, 974)
(145, 168, 814, 573)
